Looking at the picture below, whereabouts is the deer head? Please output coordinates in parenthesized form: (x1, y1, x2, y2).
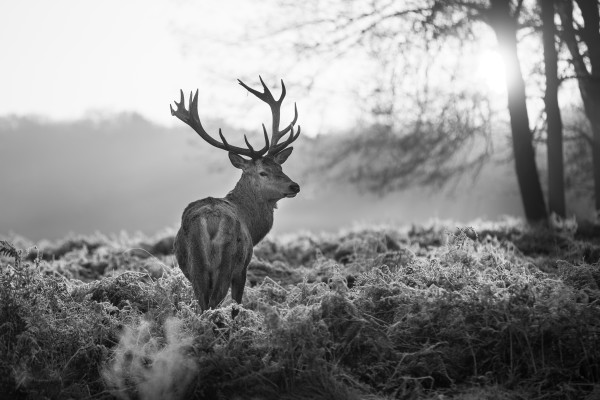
(170, 77, 301, 202)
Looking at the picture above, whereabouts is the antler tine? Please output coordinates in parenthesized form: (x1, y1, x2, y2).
(171, 88, 269, 159)
(269, 125, 301, 155)
(259, 76, 275, 102)
(267, 100, 299, 155)
(238, 77, 272, 103)
(244, 135, 255, 153)
(169, 89, 186, 120)
(278, 79, 286, 103)
(237, 76, 300, 156)
(275, 102, 298, 138)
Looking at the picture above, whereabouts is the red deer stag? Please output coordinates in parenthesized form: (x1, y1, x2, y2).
(170, 77, 300, 315)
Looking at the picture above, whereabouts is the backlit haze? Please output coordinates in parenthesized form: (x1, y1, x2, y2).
(0, 0, 358, 132)
(0, 1, 553, 241)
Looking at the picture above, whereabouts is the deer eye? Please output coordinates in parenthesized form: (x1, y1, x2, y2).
(259, 172, 268, 177)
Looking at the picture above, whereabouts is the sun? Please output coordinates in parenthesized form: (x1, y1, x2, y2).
(475, 48, 508, 95)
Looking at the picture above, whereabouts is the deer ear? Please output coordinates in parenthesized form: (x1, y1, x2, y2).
(228, 153, 250, 170)
(273, 147, 293, 165)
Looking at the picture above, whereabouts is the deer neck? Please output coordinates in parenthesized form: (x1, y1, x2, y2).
(226, 178, 275, 245)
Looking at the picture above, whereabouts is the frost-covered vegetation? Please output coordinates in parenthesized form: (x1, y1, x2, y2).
(1, 219, 600, 399)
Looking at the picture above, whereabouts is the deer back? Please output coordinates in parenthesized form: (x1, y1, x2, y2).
(175, 197, 253, 280)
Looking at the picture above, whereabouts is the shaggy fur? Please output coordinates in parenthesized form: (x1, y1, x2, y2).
(174, 151, 299, 311)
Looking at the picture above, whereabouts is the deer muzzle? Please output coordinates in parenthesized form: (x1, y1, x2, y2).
(286, 183, 300, 198)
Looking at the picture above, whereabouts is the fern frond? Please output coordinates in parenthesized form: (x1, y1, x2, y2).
(0, 240, 19, 260)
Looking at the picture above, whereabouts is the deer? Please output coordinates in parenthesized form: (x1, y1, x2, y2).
(170, 77, 301, 315)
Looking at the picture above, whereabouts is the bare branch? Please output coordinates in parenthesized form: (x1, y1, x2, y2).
(557, 0, 591, 79)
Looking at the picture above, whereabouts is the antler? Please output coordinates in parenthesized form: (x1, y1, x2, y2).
(170, 89, 270, 159)
(237, 76, 301, 156)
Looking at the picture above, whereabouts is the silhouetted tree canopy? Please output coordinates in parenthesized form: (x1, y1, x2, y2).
(316, 91, 493, 194)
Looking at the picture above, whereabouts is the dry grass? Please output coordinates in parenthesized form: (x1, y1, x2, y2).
(1, 219, 599, 399)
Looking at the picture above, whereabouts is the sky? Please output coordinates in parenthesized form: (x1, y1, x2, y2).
(0, 0, 365, 133)
(0, 0, 512, 132)
(1, 1, 186, 123)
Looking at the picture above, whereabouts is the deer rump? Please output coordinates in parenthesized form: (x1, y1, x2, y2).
(174, 197, 253, 311)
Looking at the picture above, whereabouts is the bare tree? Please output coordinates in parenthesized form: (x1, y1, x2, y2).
(563, 107, 595, 198)
(541, 0, 566, 217)
(557, 0, 600, 218)
(486, 0, 547, 221)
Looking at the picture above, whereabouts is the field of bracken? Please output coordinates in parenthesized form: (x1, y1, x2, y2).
(1, 218, 600, 399)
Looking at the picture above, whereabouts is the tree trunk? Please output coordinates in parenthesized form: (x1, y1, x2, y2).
(541, 0, 566, 217)
(489, 0, 548, 222)
(558, 0, 600, 218)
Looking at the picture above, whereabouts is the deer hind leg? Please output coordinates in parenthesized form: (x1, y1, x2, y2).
(231, 241, 252, 304)
(174, 228, 190, 281)
(230, 267, 247, 305)
(231, 231, 252, 318)
(230, 266, 248, 319)
(175, 228, 207, 311)
(184, 218, 216, 312)
(204, 216, 238, 310)
(207, 246, 234, 309)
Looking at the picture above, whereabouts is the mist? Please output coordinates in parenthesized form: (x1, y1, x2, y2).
(0, 114, 527, 242)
